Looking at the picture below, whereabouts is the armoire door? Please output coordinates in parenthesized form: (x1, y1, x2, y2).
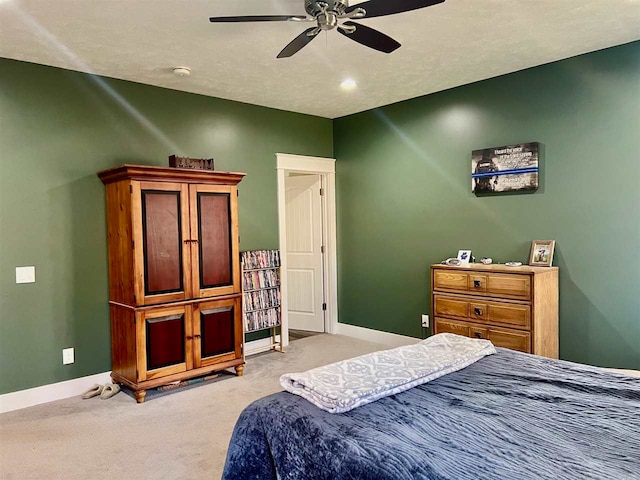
(189, 185, 240, 298)
(137, 305, 193, 381)
(133, 181, 192, 306)
(192, 297, 242, 368)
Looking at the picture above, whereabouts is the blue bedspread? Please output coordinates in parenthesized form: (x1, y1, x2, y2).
(222, 349, 640, 480)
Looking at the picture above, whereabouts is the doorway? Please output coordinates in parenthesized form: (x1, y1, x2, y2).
(285, 173, 324, 333)
(276, 154, 338, 347)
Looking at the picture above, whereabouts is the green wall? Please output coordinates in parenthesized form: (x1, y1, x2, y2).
(2, 42, 638, 395)
(0, 59, 333, 394)
(334, 41, 640, 370)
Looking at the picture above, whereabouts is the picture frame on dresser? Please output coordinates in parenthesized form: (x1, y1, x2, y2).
(529, 240, 556, 266)
(457, 250, 472, 265)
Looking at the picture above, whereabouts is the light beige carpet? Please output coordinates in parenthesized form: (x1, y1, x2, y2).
(0, 334, 386, 480)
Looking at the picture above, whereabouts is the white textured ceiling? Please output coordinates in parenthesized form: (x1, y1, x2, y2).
(1, 0, 639, 118)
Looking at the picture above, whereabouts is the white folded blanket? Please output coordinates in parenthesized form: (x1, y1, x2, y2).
(280, 333, 496, 413)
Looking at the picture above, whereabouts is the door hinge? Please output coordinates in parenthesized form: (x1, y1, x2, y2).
(129, 185, 133, 194)
(133, 294, 137, 305)
(322, 303, 327, 311)
(131, 240, 135, 250)
(320, 188, 325, 196)
(237, 190, 239, 197)
(321, 245, 325, 254)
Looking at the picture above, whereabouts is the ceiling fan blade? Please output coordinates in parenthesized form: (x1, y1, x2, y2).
(277, 28, 319, 58)
(338, 22, 400, 54)
(346, 0, 444, 19)
(209, 15, 308, 23)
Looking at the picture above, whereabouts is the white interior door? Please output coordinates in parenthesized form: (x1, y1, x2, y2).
(285, 174, 324, 332)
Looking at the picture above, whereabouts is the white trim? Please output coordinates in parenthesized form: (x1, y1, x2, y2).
(0, 371, 112, 414)
(336, 323, 419, 348)
(276, 153, 336, 173)
(1, 337, 285, 412)
(276, 153, 339, 343)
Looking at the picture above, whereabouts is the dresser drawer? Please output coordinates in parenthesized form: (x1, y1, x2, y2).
(433, 270, 468, 292)
(434, 318, 531, 353)
(434, 269, 530, 300)
(471, 301, 531, 330)
(435, 295, 531, 330)
(486, 328, 531, 353)
(433, 296, 469, 319)
(434, 318, 470, 337)
(433, 270, 488, 294)
(486, 274, 531, 299)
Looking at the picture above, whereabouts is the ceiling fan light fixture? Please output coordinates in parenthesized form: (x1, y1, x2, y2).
(340, 78, 358, 90)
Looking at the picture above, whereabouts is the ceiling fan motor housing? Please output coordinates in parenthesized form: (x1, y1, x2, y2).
(305, 0, 349, 17)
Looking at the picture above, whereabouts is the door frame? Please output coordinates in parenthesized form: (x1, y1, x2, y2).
(276, 153, 338, 347)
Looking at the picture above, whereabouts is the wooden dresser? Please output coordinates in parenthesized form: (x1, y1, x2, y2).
(431, 264, 558, 358)
(98, 165, 245, 403)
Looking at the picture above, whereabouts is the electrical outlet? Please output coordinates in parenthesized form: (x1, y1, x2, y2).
(421, 314, 429, 328)
(62, 348, 74, 365)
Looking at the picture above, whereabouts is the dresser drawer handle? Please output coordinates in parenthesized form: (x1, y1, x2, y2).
(474, 307, 483, 316)
(473, 280, 481, 288)
(474, 331, 483, 339)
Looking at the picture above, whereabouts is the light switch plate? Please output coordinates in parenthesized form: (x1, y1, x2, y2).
(16, 266, 36, 284)
(421, 314, 430, 328)
(62, 348, 75, 365)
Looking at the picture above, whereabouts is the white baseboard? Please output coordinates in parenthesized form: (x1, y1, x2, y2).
(1, 339, 279, 414)
(0, 329, 408, 414)
(336, 323, 419, 348)
(0, 371, 112, 414)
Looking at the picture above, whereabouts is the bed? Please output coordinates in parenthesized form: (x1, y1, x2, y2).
(222, 347, 640, 479)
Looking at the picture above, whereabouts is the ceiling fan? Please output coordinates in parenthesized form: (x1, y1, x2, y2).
(209, 0, 445, 58)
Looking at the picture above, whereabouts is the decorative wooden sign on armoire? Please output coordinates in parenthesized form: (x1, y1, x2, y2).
(98, 164, 245, 403)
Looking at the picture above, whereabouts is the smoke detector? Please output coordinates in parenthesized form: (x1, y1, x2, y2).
(173, 67, 191, 77)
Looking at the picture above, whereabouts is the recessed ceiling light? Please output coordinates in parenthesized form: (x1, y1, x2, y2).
(173, 66, 191, 77)
(340, 78, 357, 90)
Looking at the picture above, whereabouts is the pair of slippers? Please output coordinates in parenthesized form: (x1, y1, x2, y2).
(82, 383, 120, 400)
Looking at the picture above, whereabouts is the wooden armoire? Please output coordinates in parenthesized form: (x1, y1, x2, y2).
(98, 165, 245, 403)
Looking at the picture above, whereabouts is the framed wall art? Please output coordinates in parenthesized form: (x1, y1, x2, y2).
(472, 142, 539, 194)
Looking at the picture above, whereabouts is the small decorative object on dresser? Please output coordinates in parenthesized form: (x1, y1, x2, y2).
(242, 250, 284, 355)
(431, 263, 558, 358)
(529, 240, 556, 267)
(480, 257, 493, 265)
(169, 154, 215, 170)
